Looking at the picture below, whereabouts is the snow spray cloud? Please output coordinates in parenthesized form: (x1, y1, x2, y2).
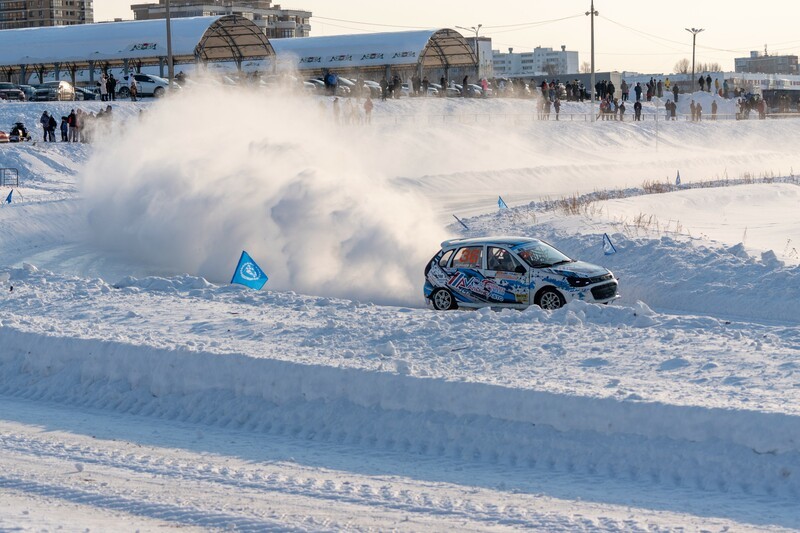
(81, 83, 448, 306)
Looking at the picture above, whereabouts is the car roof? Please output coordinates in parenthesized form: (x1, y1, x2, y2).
(440, 236, 540, 249)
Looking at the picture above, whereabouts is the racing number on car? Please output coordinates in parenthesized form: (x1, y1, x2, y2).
(459, 248, 481, 265)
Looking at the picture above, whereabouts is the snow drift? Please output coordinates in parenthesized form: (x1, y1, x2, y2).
(80, 86, 447, 306)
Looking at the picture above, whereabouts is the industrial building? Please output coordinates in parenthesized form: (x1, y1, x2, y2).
(735, 50, 798, 75)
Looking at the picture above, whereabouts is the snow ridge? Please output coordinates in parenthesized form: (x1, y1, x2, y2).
(2, 324, 799, 502)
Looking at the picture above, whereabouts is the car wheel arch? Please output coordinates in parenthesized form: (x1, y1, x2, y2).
(431, 288, 457, 311)
(534, 286, 566, 310)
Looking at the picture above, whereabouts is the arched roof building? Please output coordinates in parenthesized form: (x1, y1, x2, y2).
(0, 15, 273, 84)
(269, 29, 476, 78)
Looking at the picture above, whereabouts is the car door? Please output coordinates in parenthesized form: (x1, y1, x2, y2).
(135, 74, 153, 95)
(484, 246, 531, 308)
(447, 245, 485, 307)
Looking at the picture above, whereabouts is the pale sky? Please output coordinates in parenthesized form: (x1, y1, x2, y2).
(95, 1, 800, 74)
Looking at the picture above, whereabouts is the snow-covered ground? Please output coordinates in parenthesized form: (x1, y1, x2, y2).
(1, 88, 799, 531)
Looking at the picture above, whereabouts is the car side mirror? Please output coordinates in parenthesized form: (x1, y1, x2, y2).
(515, 265, 527, 274)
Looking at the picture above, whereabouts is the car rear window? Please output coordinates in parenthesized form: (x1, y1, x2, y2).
(438, 249, 454, 268)
(452, 246, 483, 269)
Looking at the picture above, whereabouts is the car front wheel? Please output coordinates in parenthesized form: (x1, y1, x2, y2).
(536, 287, 565, 310)
(154, 86, 165, 98)
(432, 288, 456, 311)
(118, 87, 130, 98)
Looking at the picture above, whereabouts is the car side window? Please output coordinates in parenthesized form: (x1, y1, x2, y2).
(452, 246, 483, 269)
(487, 246, 521, 272)
(438, 249, 454, 268)
(135, 75, 148, 82)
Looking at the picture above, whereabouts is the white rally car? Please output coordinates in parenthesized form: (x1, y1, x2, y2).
(423, 236, 619, 311)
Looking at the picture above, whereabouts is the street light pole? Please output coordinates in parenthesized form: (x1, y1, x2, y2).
(585, 1, 598, 118)
(685, 27, 704, 92)
(456, 24, 482, 79)
(166, 0, 174, 86)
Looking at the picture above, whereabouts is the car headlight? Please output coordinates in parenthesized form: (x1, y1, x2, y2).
(566, 276, 590, 287)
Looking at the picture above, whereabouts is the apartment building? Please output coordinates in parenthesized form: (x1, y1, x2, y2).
(493, 45, 578, 78)
(130, 0, 310, 38)
(0, 0, 93, 29)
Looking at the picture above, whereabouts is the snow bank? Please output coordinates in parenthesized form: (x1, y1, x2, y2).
(2, 262, 800, 501)
(2, 323, 799, 500)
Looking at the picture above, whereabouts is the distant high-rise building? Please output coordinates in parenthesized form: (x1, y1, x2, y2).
(735, 50, 798, 75)
(0, 0, 93, 29)
(130, 1, 310, 38)
(493, 45, 579, 78)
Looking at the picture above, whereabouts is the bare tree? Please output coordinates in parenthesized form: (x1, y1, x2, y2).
(697, 62, 722, 72)
(580, 61, 592, 74)
(673, 58, 690, 74)
(544, 63, 560, 78)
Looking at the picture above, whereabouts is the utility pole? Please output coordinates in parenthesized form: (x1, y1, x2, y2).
(585, 1, 598, 118)
(686, 27, 704, 91)
(166, 0, 174, 86)
(456, 24, 482, 79)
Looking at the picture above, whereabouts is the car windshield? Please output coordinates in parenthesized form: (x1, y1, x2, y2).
(513, 241, 573, 268)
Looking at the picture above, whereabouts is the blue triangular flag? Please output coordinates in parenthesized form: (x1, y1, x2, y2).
(231, 250, 269, 290)
(4, 190, 12, 204)
(602, 233, 617, 255)
(675, 171, 681, 186)
(498, 196, 508, 210)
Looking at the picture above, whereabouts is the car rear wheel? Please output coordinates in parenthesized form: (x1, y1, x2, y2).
(432, 288, 456, 311)
(536, 287, 565, 310)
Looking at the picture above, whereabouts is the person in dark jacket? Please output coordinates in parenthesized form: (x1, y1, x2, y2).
(462, 75, 468, 97)
(633, 100, 642, 121)
(698, 76, 705, 92)
(47, 113, 57, 142)
(60, 116, 69, 141)
(67, 109, 77, 142)
(672, 83, 679, 102)
(39, 111, 50, 141)
(706, 74, 712, 92)
(634, 82, 642, 102)
(107, 74, 117, 101)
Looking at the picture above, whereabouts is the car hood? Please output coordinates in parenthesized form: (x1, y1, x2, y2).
(548, 260, 609, 278)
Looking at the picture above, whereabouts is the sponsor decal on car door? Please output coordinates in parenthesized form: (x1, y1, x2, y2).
(484, 246, 530, 307)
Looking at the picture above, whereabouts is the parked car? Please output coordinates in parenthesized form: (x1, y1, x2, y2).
(453, 84, 487, 98)
(0, 82, 25, 101)
(308, 77, 349, 96)
(302, 81, 318, 95)
(306, 78, 326, 94)
(429, 83, 461, 97)
(33, 81, 75, 101)
(362, 80, 383, 98)
(424, 236, 619, 311)
(118, 74, 177, 98)
(17, 84, 36, 101)
(74, 86, 99, 100)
